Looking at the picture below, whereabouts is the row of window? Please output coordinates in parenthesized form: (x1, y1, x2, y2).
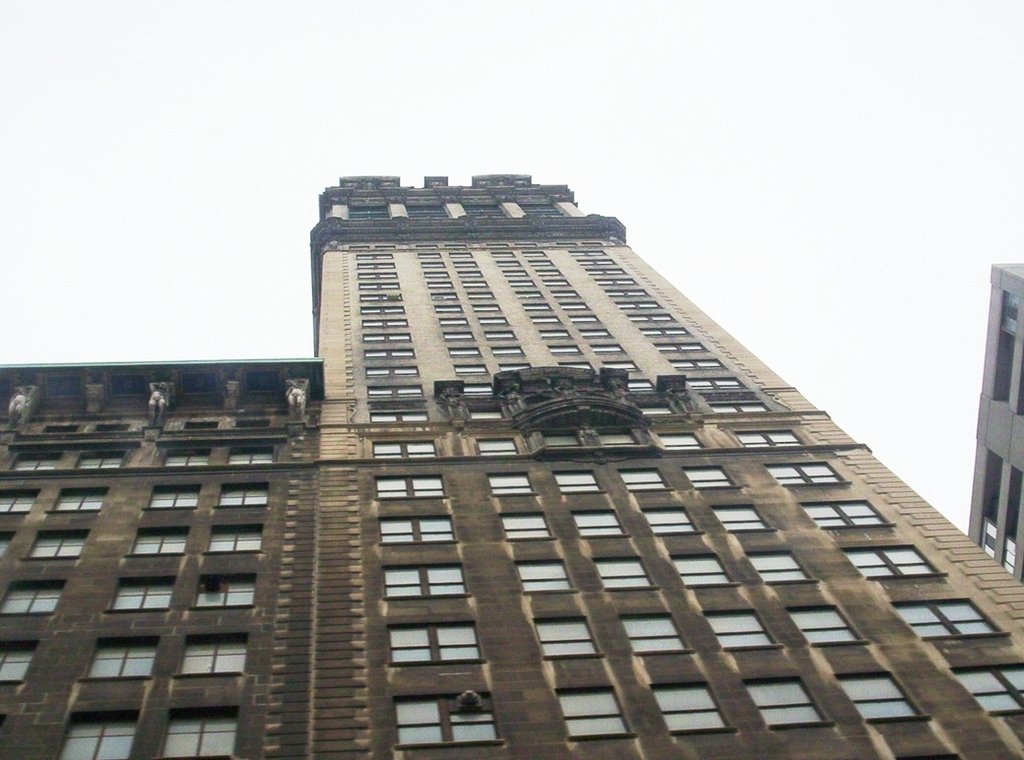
(373, 462, 844, 498)
(26, 418, 272, 435)
(9, 447, 274, 471)
(364, 356, 726, 377)
(0, 524, 261, 560)
(0, 483, 268, 514)
(40, 711, 238, 759)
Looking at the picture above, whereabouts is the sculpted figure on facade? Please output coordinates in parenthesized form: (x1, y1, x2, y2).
(286, 379, 308, 422)
(7, 385, 37, 429)
(148, 382, 171, 426)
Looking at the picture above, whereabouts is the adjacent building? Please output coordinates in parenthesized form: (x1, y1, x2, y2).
(4, 175, 1024, 758)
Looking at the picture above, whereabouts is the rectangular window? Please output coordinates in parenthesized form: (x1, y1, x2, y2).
(653, 685, 726, 732)
(712, 506, 767, 531)
(622, 614, 685, 652)
(747, 679, 822, 726)
(395, 695, 496, 744)
(801, 501, 885, 528)
(389, 624, 479, 663)
(844, 547, 933, 578)
(364, 333, 411, 343)
(501, 514, 550, 539)
(373, 441, 436, 458)
(554, 472, 600, 493)
(57, 488, 107, 512)
(376, 476, 444, 499)
(642, 508, 695, 534)
(1, 582, 63, 614)
(0, 643, 34, 681)
(549, 345, 582, 355)
(469, 410, 503, 421)
(573, 511, 623, 537)
(380, 517, 454, 544)
(671, 358, 723, 369)
(536, 619, 596, 656)
(181, 636, 247, 674)
(132, 529, 188, 556)
(737, 431, 799, 447)
(384, 566, 465, 597)
(659, 434, 701, 450)
(595, 558, 651, 589)
(448, 347, 481, 358)
(218, 484, 268, 507)
(454, 365, 487, 376)
(683, 467, 733, 489)
(710, 402, 768, 413)
(557, 689, 627, 737)
(30, 531, 87, 558)
(366, 365, 420, 378)
(838, 674, 916, 719)
(517, 561, 571, 591)
(61, 718, 136, 760)
(208, 526, 263, 553)
(489, 474, 532, 495)
(163, 713, 237, 758)
(491, 346, 524, 356)
(620, 469, 666, 491)
(478, 439, 517, 456)
(674, 556, 730, 586)
(14, 453, 61, 471)
(749, 553, 808, 583)
(78, 451, 125, 469)
(368, 386, 423, 398)
(0, 490, 36, 514)
(112, 580, 173, 611)
(894, 600, 995, 637)
(790, 607, 858, 644)
(145, 486, 198, 510)
(89, 640, 157, 678)
(370, 410, 429, 422)
(364, 348, 414, 359)
(196, 576, 256, 607)
(590, 344, 624, 354)
(767, 463, 841, 485)
(954, 666, 1024, 712)
(166, 450, 210, 467)
(706, 612, 772, 648)
(599, 432, 635, 445)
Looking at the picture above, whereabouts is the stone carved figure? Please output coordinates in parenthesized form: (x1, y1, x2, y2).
(552, 378, 577, 399)
(438, 387, 466, 420)
(286, 380, 308, 422)
(456, 690, 483, 713)
(7, 386, 34, 429)
(148, 383, 171, 426)
(223, 380, 240, 410)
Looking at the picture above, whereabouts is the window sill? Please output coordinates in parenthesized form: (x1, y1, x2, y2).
(582, 534, 631, 540)
(203, 550, 264, 556)
(570, 733, 637, 742)
(637, 648, 695, 657)
(0, 678, 25, 685)
(22, 556, 79, 562)
(924, 631, 1011, 642)
(875, 572, 948, 582)
(780, 481, 850, 489)
(388, 658, 486, 668)
(523, 589, 577, 596)
(45, 510, 102, 515)
(490, 492, 538, 498)
(558, 490, 605, 496)
(812, 639, 871, 648)
(506, 536, 555, 542)
(765, 578, 818, 587)
(723, 643, 784, 653)
(769, 720, 835, 731)
(191, 604, 256, 611)
(669, 726, 737, 736)
(730, 528, 777, 535)
(543, 653, 604, 661)
(396, 740, 504, 750)
(79, 675, 151, 682)
(173, 671, 243, 679)
(378, 495, 448, 502)
(823, 522, 895, 531)
(127, 552, 185, 559)
(690, 486, 742, 492)
(626, 488, 674, 494)
(105, 608, 171, 614)
(686, 582, 741, 590)
(380, 541, 456, 548)
(865, 714, 930, 725)
(385, 594, 471, 601)
(602, 585, 661, 592)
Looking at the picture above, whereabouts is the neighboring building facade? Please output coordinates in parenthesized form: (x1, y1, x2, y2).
(4, 175, 1024, 759)
(971, 264, 1024, 578)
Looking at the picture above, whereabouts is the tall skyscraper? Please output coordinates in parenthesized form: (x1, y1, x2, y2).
(3, 175, 1024, 759)
(970, 264, 1024, 579)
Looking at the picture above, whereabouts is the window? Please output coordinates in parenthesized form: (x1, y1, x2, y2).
(488, 474, 532, 495)
(749, 553, 809, 583)
(485, 330, 515, 340)
(622, 614, 685, 652)
(0, 644, 33, 681)
(706, 612, 772, 648)
(844, 547, 933, 578)
(30, 531, 87, 558)
(370, 410, 429, 422)
(443, 331, 474, 341)
(208, 525, 263, 553)
(112, 579, 173, 611)
(57, 489, 106, 512)
(710, 402, 768, 413)
(536, 619, 596, 656)
(368, 365, 419, 377)
(953, 666, 1024, 712)
(380, 517, 454, 543)
(543, 434, 578, 447)
(501, 513, 550, 539)
(228, 448, 274, 464)
(767, 463, 841, 486)
(642, 508, 695, 534)
(181, 636, 247, 674)
(747, 679, 822, 726)
(89, 641, 157, 678)
(620, 469, 666, 491)
(595, 558, 651, 589)
(376, 476, 444, 499)
(364, 332, 411, 343)
(554, 472, 599, 493)
(491, 346, 523, 357)
(736, 431, 799, 448)
(362, 318, 408, 328)
(591, 344, 624, 354)
(674, 556, 730, 586)
(0, 490, 35, 514)
(163, 713, 236, 758)
(395, 695, 496, 744)
(218, 484, 268, 507)
(166, 450, 210, 467)
(148, 486, 199, 510)
(60, 718, 136, 760)
(639, 403, 674, 416)
(689, 378, 743, 391)
(557, 689, 627, 737)
(517, 561, 571, 591)
(373, 441, 436, 458)
(894, 600, 995, 637)
(671, 358, 723, 370)
(78, 451, 124, 469)
(464, 383, 492, 396)
(540, 329, 570, 340)
(478, 317, 508, 326)
(384, 566, 465, 597)
(389, 624, 480, 663)
(802, 501, 885, 528)
(640, 327, 689, 336)
(683, 467, 733, 489)
(653, 685, 726, 732)
(573, 511, 623, 537)
(655, 342, 704, 353)
(712, 506, 768, 531)
(581, 329, 612, 339)
(478, 439, 517, 455)
(549, 345, 582, 355)
(368, 386, 424, 398)
(454, 365, 487, 376)
(602, 361, 638, 371)
(132, 529, 188, 555)
(599, 432, 635, 445)
(1, 582, 62, 614)
(196, 576, 256, 607)
(364, 348, 414, 359)
(838, 674, 916, 719)
(790, 607, 858, 644)
(14, 453, 61, 471)
(659, 434, 701, 450)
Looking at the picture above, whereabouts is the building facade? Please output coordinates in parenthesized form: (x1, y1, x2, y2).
(970, 264, 1024, 578)
(4, 176, 1024, 759)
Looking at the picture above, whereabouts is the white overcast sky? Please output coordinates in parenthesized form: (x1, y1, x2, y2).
(3, 2, 1023, 531)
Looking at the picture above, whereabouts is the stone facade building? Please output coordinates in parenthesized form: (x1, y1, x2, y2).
(4, 175, 1024, 758)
